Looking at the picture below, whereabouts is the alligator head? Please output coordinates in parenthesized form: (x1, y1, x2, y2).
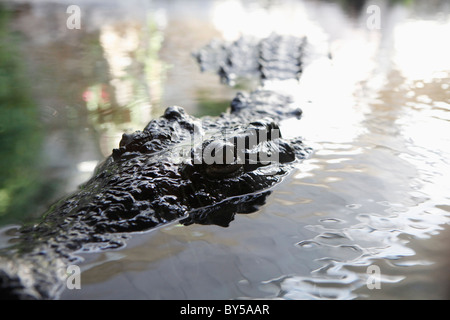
(79, 95, 309, 234)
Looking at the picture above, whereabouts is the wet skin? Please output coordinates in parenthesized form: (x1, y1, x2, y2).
(0, 35, 311, 299)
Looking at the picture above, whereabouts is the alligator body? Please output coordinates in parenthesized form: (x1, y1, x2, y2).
(195, 34, 305, 85)
(0, 34, 312, 299)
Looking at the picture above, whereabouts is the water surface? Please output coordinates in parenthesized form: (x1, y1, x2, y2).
(1, 0, 450, 299)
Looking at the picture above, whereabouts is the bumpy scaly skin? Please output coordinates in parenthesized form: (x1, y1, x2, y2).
(194, 34, 305, 85)
(0, 35, 311, 299)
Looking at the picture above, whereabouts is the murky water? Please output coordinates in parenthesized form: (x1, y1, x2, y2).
(1, 0, 450, 299)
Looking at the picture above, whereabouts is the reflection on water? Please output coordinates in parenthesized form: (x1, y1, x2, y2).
(1, 0, 450, 299)
(88, 17, 169, 156)
(0, 6, 57, 225)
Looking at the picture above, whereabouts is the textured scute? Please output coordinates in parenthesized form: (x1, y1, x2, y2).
(194, 34, 306, 85)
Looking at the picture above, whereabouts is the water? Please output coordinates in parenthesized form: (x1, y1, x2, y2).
(1, 0, 450, 299)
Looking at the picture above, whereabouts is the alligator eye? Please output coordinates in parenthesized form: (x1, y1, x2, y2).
(199, 139, 244, 179)
(205, 163, 243, 178)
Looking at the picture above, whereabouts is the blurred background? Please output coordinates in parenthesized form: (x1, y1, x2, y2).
(1, 0, 450, 299)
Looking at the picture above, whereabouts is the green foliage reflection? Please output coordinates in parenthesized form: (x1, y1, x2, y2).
(0, 7, 54, 225)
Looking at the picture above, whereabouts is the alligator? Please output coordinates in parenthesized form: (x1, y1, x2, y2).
(0, 34, 312, 299)
(194, 34, 305, 85)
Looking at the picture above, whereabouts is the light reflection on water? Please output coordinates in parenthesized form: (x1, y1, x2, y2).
(1, 0, 450, 299)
